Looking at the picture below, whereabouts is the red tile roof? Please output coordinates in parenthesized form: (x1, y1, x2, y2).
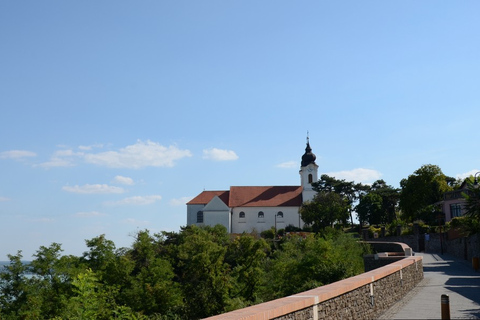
(187, 186, 303, 207)
(187, 190, 230, 205)
(229, 186, 303, 207)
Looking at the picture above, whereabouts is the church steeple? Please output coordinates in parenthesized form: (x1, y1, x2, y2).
(299, 134, 318, 202)
(301, 135, 316, 167)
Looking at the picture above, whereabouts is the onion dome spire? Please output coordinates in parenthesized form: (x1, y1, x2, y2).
(301, 135, 316, 167)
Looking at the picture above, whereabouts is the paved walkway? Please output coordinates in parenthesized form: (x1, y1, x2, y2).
(379, 252, 480, 319)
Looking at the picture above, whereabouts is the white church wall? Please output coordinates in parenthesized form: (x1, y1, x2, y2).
(231, 206, 304, 234)
(186, 204, 205, 226)
(204, 210, 231, 232)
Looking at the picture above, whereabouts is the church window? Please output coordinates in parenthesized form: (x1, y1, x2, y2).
(197, 211, 204, 223)
(277, 211, 283, 218)
(239, 211, 245, 219)
(258, 211, 264, 219)
(308, 174, 313, 184)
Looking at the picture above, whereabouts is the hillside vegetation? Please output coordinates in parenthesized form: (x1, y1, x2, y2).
(0, 226, 367, 320)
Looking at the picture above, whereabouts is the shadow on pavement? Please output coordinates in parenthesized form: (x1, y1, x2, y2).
(460, 308, 480, 319)
(423, 256, 480, 317)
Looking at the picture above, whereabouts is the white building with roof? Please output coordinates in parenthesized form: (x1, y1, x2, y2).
(186, 139, 319, 233)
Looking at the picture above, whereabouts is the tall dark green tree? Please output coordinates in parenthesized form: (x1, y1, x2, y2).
(28, 243, 74, 318)
(357, 180, 400, 225)
(173, 225, 232, 319)
(312, 174, 368, 225)
(399, 164, 453, 223)
(224, 234, 269, 307)
(300, 191, 350, 231)
(356, 192, 383, 225)
(123, 230, 182, 316)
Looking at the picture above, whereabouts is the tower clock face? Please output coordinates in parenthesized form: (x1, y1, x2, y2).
(307, 168, 313, 172)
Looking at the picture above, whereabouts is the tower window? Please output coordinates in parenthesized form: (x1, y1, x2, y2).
(277, 211, 283, 218)
(239, 211, 245, 219)
(308, 174, 313, 183)
(258, 211, 264, 219)
(197, 211, 204, 223)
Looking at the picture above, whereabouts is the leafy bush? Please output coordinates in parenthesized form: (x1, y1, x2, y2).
(260, 227, 275, 239)
(446, 216, 480, 236)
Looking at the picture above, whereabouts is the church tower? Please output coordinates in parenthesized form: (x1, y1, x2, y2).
(299, 136, 318, 202)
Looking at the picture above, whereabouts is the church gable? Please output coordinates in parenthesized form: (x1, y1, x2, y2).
(187, 190, 230, 205)
(204, 195, 230, 211)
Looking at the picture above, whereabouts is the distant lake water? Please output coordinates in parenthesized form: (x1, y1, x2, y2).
(0, 261, 33, 275)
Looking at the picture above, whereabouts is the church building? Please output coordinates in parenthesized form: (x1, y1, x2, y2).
(186, 139, 319, 233)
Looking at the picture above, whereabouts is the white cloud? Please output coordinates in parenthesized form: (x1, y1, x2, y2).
(78, 144, 103, 151)
(84, 140, 192, 168)
(0, 150, 37, 159)
(121, 218, 150, 226)
(62, 184, 126, 194)
(113, 175, 134, 185)
(169, 196, 193, 206)
(202, 148, 239, 161)
(276, 161, 298, 169)
(74, 211, 106, 217)
(106, 195, 162, 206)
(0, 196, 10, 202)
(455, 169, 480, 181)
(325, 168, 382, 184)
(38, 149, 84, 168)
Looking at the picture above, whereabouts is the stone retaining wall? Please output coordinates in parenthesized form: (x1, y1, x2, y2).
(205, 255, 423, 320)
(427, 232, 480, 261)
(363, 254, 406, 272)
(371, 233, 480, 263)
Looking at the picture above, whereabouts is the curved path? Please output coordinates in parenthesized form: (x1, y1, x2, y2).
(379, 252, 480, 319)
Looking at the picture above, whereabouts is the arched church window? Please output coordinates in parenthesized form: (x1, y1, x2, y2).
(308, 174, 313, 184)
(197, 211, 204, 223)
(277, 211, 283, 218)
(239, 211, 245, 219)
(258, 211, 264, 219)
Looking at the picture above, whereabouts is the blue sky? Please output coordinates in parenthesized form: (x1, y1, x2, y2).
(1, 1, 480, 260)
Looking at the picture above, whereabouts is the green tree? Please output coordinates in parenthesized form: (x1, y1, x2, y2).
(173, 225, 232, 319)
(399, 164, 453, 223)
(261, 231, 366, 300)
(312, 174, 368, 225)
(464, 180, 480, 220)
(0, 248, 84, 319)
(371, 180, 400, 224)
(300, 191, 350, 231)
(0, 251, 32, 318)
(66, 269, 108, 319)
(356, 192, 383, 225)
(224, 234, 270, 308)
(122, 230, 182, 316)
(83, 234, 116, 274)
(28, 243, 75, 318)
(357, 180, 400, 225)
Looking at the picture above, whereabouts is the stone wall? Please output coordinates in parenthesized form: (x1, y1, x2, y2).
(367, 235, 419, 252)
(370, 232, 480, 263)
(205, 255, 423, 320)
(427, 232, 480, 261)
(363, 254, 406, 272)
